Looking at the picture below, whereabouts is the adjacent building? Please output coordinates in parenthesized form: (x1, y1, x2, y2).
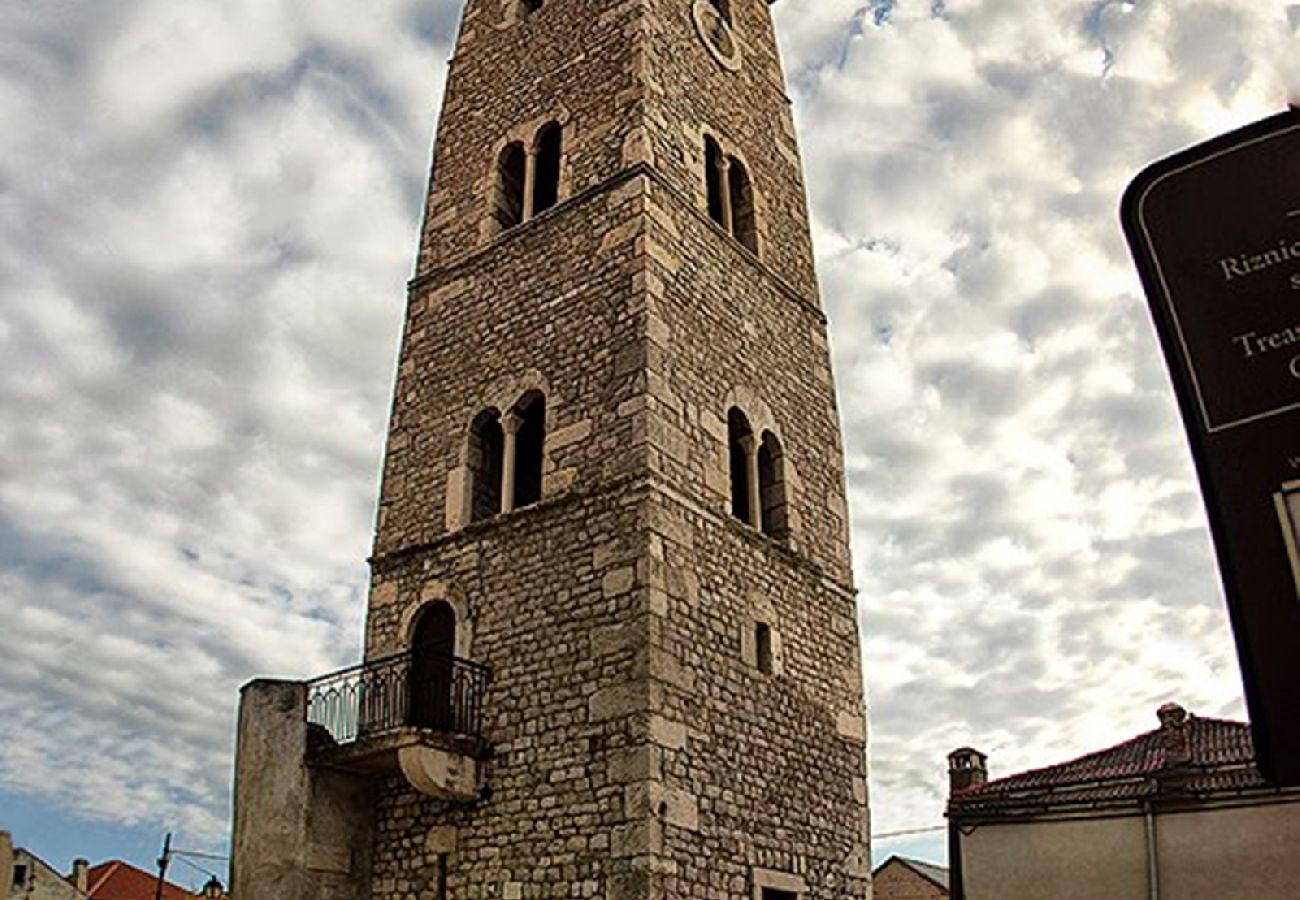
(83, 861, 205, 900)
(0, 833, 86, 900)
(947, 702, 1300, 900)
(872, 856, 949, 900)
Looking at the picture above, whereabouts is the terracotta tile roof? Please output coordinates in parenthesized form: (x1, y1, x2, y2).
(85, 860, 198, 900)
(948, 713, 1274, 817)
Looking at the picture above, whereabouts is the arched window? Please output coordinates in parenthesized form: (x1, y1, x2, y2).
(493, 142, 527, 232)
(758, 431, 788, 539)
(705, 136, 726, 227)
(532, 122, 562, 216)
(508, 391, 546, 510)
(728, 156, 758, 253)
(409, 601, 456, 730)
(728, 408, 755, 526)
(468, 409, 504, 522)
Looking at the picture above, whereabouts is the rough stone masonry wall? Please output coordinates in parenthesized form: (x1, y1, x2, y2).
(632, 47, 870, 895)
(416, 0, 647, 272)
(364, 491, 661, 900)
(647, 493, 871, 898)
(372, 173, 650, 561)
(640, 176, 853, 583)
(641, 0, 819, 300)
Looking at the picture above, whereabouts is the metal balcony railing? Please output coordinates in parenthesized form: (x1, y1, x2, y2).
(306, 649, 490, 747)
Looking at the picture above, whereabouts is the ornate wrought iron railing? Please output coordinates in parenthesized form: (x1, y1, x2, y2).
(306, 649, 490, 746)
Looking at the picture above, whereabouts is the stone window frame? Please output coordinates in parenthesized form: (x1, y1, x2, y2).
(503, 0, 543, 26)
(700, 130, 764, 258)
(752, 867, 806, 900)
(720, 390, 795, 541)
(741, 593, 784, 677)
(446, 372, 556, 531)
(396, 583, 475, 661)
(481, 113, 573, 242)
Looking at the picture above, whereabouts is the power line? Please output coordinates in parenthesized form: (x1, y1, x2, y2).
(874, 824, 947, 840)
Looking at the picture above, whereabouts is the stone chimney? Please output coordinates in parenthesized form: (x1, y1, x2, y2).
(1, 830, 13, 900)
(1158, 702, 1191, 769)
(70, 858, 90, 894)
(948, 747, 989, 793)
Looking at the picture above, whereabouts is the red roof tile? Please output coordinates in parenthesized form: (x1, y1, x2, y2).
(86, 860, 199, 900)
(948, 714, 1273, 816)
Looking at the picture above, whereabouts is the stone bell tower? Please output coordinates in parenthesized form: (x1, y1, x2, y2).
(229, 0, 870, 898)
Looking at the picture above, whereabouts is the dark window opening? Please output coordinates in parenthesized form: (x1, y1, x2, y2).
(728, 156, 758, 253)
(520, 0, 543, 13)
(705, 136, 725, 227)
(533, 122, 562, 215)
(728, 407, 753, 525)
(436, 854, 449, 900)
(761, 891, 797, 900)
(409, 602, 456, 730)
(493, 142, 527, 232)
(13, 865, 28, 888)
(758, 431, 788, 538)
(512, 391, 546, 509)
(756, 622, 774, 675)
(469, 409, 504, 522)
(709, 0, 732, 25)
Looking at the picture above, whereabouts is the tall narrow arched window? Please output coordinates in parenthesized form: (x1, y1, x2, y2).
(758, 430, 788, 539)
(755, 622, 774, 675)
(409, 601, 455, 730)
(532, 123, 562, 216)
(705, 136, 726, 227)
(728, 408, 755, 526)
(728, 156, 757, 253)
(493, 142, 527, 232)
(509, 391, 546, 509)
(468, 409, 504, 522)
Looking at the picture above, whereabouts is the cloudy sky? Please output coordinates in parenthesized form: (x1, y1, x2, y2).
(1, 0, 1298, 879)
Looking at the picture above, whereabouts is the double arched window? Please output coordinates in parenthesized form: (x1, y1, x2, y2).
(704, 136, 758, 254)
(727, 407, 788, 539)
(492, 122, 564, 235)
(466, 392, 547, 523)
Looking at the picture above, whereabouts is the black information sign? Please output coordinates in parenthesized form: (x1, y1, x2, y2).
(1123, 108, 1300, 786)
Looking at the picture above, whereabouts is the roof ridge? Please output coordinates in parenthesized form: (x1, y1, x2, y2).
(969, 727, 1162, 791)
(86, 859, 123, 896)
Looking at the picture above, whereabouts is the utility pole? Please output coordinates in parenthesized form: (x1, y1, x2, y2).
(154, 833, 172, 900)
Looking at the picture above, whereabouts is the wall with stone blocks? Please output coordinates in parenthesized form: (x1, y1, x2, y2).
(365, 491, 659, 900)
(373, 173, 650, 560)
(416, 0, 646, 271)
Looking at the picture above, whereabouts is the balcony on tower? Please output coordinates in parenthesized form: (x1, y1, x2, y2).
(304, 649, 492, 800)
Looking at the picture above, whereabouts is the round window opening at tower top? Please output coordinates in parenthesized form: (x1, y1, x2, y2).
(691, 0, 741, 71)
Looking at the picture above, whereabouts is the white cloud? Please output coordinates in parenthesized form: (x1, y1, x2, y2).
(774, 0, 1298, 850)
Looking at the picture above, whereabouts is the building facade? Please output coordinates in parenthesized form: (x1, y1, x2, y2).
(947, 703, 1300, 900)
(870, 857, 948, 900)
(0, 833, 87, 900)
(230, 0, 869, 898)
